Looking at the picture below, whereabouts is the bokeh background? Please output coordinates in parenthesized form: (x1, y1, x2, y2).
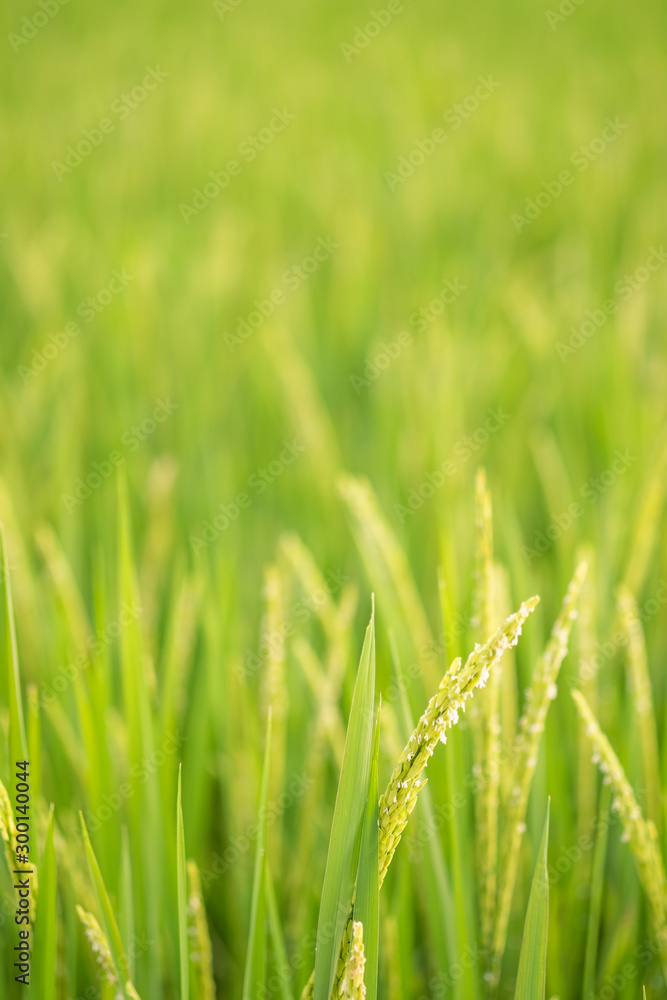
(1, 0, 667, 996)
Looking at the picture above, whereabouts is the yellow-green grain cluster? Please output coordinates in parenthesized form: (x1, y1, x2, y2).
(378, 594, 540, 888)
(333, 920, 367, 1000)
(573, 689, 667, 976)
(187, 860, 216, 1000)
(77, 905, 142, 1000)
(490, 560, 587, 986)
(472, 467, 501, 951)
(617, 584, 661, 831)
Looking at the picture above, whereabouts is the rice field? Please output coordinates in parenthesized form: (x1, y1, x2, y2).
(1, 0, 667, 997)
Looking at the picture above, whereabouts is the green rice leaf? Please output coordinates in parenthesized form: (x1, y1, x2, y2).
(514, 801, 550, 1000)
(266, 862, 295, 1000)
(119, 826, 135, 981)
(79, 812, 131, 987)
(32, 805, 57, 1000)
(243, 711, 272, 1000)
(1, 524, 28, 770)
(313, 602, 376, 1000)
(582, 785, 611, 1000)
(353, 699, 381, 1000)
(177, 765, 189, 1000)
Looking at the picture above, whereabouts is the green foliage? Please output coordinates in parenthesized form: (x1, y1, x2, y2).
(1, 0, 667, 995)
(513, 803, 550, 1000)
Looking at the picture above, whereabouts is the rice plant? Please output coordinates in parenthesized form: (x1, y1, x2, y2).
(2, 0, 667, 994)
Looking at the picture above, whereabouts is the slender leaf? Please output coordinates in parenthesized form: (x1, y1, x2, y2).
(119, 826, 135, 981)
(243, 711, 272, 1000)
(1, 524, 28, 770)
(79, 812, 130, 987)
(177, 765, 189, 1000)
(514, 802, 550, 1000)
(32, 805, 56, 1000)
(582, 784, 611, 1000)
(266, 863, 295, 1000)
(353, 699, 381, 1000)
(313, 602, 376, 1000)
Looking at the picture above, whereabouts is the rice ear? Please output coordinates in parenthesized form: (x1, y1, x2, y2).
(378, 595, 539, 887)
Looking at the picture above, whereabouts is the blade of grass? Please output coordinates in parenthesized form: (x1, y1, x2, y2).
(353, 699, 381, 1000)
(582, 783, 611, 1000)
(177, 765, 189, 1000)
(1, 524, 28, 771)
(513, 801, 550, 1000)
(32, 804, 57, 1000)
(79, 812, 131, 988)
(117, 471, 161, 997)
(120, 827, 135, 982)
(575, 545, 597, 843)
(313, 602, 376, 1000)
(266, 862, 295, 1000)
(243, 711, 272, 1000)
(187, 861, 216, 1000)
(436, 566, 480, 1000)
(27, 684, 42, 810)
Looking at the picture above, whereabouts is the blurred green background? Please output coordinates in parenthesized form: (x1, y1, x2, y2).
(1, 0, 667, 996)
(1, 0, 666, 604)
